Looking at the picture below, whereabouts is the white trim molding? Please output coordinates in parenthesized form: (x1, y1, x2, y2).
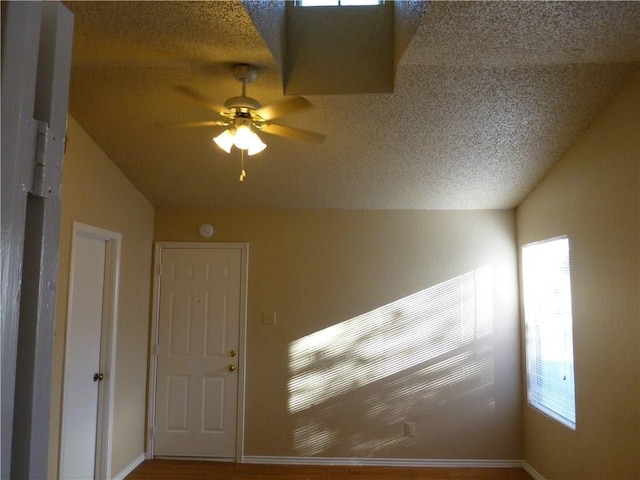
(242, 456, 524, 469)
(112, 454, 145, 480)
(522, 461, 546, 480)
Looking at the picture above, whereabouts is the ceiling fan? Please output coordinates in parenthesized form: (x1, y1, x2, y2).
(172, 64, 325, 157)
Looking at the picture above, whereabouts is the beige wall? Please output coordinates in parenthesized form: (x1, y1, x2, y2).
(517, 75, 640, 479)
(156, 208, 522, 460)
(48, 117, 154, 478)
(45, 76, 638, 476)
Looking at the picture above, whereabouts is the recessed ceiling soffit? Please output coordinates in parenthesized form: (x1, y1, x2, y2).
(242, 0, 429, 95)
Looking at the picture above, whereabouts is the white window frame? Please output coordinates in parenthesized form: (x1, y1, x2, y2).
(296, 0, 383, 7)
(521, 236, 577, 430)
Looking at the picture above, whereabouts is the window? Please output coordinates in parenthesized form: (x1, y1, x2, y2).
(522, 236, 576, 429)
(296, 0, 383, 6)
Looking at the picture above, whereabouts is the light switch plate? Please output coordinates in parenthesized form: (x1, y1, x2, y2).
(261, 312, 277, 325)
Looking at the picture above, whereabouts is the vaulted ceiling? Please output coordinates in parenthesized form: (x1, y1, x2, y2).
(64, 1, 639, 210)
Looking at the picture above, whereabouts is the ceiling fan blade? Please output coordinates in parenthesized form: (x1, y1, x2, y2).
(263, 123, 326, 144)
(174, 86, 226, 116)
(255, 96, 311, 121)
(156, 120, 227, 128)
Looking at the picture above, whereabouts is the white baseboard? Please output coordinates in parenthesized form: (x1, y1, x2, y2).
(243, 456, 523, 468)
(522, 461, 546, 480)
(123, 454, 541, 478)
(112, 453, 145, 480)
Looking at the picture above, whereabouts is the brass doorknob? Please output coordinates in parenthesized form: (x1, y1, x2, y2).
(229, 349, 237, 357)
(228, 364, 237, 372)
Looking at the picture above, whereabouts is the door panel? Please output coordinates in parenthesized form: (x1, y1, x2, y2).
(205, 293, 228, 356)
(154, 247, 242, 458)
(203, 376, 225, 431)
(169, 292, 191, 356)
(166, 375, 189, 431)
(60, 234, 106, 479)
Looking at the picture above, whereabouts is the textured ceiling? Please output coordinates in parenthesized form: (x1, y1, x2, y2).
(64, 0, 639, 210)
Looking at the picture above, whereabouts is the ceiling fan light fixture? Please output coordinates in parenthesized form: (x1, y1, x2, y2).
(234, 118, 266, 155)
(246, 133, 267, 156)
(233, 123, 254, 150)
(213, 129, 235, 153)
(214, 120, 267, 156)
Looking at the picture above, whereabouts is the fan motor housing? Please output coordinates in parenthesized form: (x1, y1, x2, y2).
(224, 95, 261, 111)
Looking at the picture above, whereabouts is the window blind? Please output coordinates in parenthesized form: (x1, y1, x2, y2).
(522, 236, 576, 430)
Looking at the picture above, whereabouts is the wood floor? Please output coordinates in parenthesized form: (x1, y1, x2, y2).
(126, 459, 534, 479)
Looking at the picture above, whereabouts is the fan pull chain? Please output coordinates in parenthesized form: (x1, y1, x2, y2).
(239, 149, 247, 182)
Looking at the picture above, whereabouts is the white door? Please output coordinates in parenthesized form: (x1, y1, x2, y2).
(60, 224, 120, 480)
(60, 234, 105, 479)
(154, 246, 245, 458)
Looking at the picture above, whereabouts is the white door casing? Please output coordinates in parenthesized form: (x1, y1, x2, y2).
(2, 3, 73, 477)
(149, 243, 248, 460)
(59, 223, 120, 479)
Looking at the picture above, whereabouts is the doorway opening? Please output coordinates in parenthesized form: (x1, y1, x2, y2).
(59, 222, 121, 479)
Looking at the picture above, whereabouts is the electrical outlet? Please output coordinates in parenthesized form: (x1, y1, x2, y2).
(404, 422, 416, 437)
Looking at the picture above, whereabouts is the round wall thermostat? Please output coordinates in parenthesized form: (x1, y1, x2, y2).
(199, 224, 214, 238)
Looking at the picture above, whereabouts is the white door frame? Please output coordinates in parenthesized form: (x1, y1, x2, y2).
(147, 242, 249, 461)
(59, 222, 121, 479)
(1, 2, 73, 477)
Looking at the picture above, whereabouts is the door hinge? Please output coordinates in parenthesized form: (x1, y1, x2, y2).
(32, 120, 51, 198)
(156, 263, 163, 277)
(153, 343, 159, 356)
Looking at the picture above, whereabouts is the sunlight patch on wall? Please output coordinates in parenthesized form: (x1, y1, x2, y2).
(288, 266, 494, 414)
(349, 433, 406, 455)
(293, 423, 339, 455)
